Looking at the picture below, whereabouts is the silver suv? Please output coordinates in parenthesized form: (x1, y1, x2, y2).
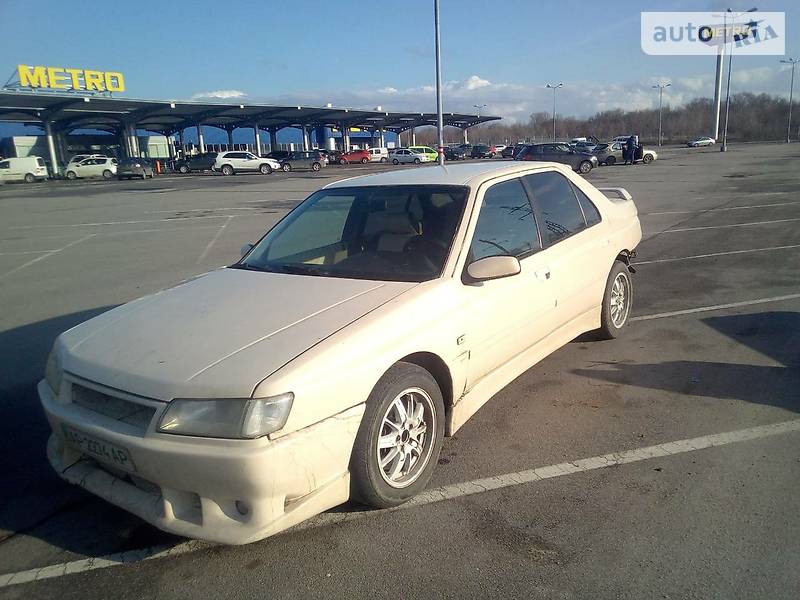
(212, 151, 281, 175)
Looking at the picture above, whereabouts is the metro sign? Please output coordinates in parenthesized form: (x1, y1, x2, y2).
(16, 64, 125, 93)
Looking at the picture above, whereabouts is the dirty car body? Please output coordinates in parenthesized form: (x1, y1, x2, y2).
(40, 162, 641, 544)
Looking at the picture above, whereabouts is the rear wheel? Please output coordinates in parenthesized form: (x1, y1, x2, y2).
(259, 163, 273, 174)
(311, 162, 321, 171)
(24, 173, 36, 183)
(578, 160, 593, 174)
(604, 156, 616, 166)
(102, 170, 113, 179)
(642, 154, 653, 164)
(282, 163, 291, 172)
(350, 362, 445, 508)
(380, 157, 388, 163)
(179, 165, 189, 174)
(392, 159, 400, 165)
(221, 164, 234, 176)
(596, 261, 633, 339)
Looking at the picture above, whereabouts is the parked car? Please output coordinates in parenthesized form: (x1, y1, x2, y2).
(0, 156, 49, 183)
(65, 157, 118, 180)
(174, 153, 217, 174)
(501, 145, 519, 159)
(493, 144, 507, 154)
(514, 143, 599, 173)
(687, 136, 716, 147)
(280, 151, 326, 172)
(339, 149, 371, 164)
(213, 151, 280, 175)
(390, 149, 430, 164)
(470, 144, 496, 159)
(39, 161, 641, 544)
(318, 150, 342, 165)
(408, 146, 438, 162)
(368, 148, 389, 163)
(593, 142, 657, 166)
(117, 158, 155, 180)
(444, 146, 467, 161)
(266, 150, 291, 161)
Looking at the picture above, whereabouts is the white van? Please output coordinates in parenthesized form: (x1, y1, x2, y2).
(0, 156, 49, 183)
(368, 147, 389, 163)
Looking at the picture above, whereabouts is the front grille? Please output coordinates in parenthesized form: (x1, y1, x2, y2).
(71, 384, 156, 433)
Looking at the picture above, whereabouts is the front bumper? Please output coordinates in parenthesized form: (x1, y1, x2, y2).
(39, 379, 364, 544)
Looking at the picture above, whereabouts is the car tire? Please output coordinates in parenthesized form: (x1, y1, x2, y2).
(102, 170, 113, 179)
(380, 157, 388, 163)
(221, 165, 234, 176)
(605, 156, 616, 166)
(350, 362, 445, 508)
(642, 154, 653, 164)
(596, 261, 633, 340)
(578, 160, 593, 174)
(339, 158, 347, 165)
(179, 165, 189, 174)
(282, 163, 291, 172)
(392, 159, 400, 165)
(413, 158, 421, 164)
(360, 157, 369, 164)
(259, 163, 273, 174)
(66, 171, 77, 180)
(23, 173, 36, 183)
(311, 162, 321, 171)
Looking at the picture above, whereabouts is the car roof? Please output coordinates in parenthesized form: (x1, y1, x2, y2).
(325, 162, 564, 188)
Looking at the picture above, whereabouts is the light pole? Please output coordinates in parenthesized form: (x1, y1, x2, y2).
(721, 7, 758, 153)
(780, 57, 799, 143)
(652, 82, 670, 146)
(546, 83, 563, 141)
(433, 0, 445, 165)
(473, 103, 487, 118)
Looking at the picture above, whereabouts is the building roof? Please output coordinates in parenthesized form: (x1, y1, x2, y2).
(0, 91, 500, 135)
(325, 162, 561, 188)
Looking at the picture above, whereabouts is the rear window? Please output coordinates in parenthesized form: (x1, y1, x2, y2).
(36, 158, 46, 167)
(524, 171, 587, 247)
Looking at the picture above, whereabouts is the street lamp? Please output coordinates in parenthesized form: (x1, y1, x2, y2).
(546, 83, 563, 141)
(721, 6, 758, 153)
(780, 57, 799, 143)
(652, 82, 671, 146)
(473, 103, 487, 118)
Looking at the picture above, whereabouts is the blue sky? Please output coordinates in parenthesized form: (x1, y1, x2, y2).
(0, 0, 796, 130)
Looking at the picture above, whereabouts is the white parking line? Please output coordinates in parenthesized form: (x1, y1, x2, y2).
(197, 216, 233, 263)
(636, 244, 800, 264)
(651, 217, 800, 234)
(8, 215, 234, 230)
(641, 200, 800, 216)
(146, 207, 260, 214)
(0, 418, 797, 588)
(631, 293, 800, 322)
(0, 234, 95, 280)
(0, 250, 57, 256)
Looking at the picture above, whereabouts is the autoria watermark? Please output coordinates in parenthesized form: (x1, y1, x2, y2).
(641, 12, 785, 56)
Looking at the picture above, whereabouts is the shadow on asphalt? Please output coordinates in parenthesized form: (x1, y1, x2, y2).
(571, 312, 800, 413)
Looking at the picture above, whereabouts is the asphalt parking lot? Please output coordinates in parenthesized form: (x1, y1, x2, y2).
(0, 145, 798, 599)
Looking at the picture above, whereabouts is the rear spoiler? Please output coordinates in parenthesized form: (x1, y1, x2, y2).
(597, 187, 632, 203)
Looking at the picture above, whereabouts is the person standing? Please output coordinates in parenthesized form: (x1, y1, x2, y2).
(625, 135, 637, 165)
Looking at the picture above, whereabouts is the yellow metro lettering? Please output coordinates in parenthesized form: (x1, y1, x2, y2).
(17, 64, 47, 87)
(47, 67, 68, 89)
(83, 70, 105, 91)
(104, 72, 125, 92)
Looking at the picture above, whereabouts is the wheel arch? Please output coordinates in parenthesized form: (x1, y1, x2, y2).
(396, 351, 454, 412)
(615, 249, 637, 273)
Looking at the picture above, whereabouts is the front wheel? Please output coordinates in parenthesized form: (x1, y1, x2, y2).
(578, 160, 593, 174)
(642, 154, 653, 164)
(339, 158, 348, 165)
(66, 171, 77, 180)
(360, 157, 369, 164)
(350, 362, 445, 508)
(311, 162, 321, 171)
(413, 158, 421, 164)
(596, 261, 633, 339)
(259, 163, 273, 174)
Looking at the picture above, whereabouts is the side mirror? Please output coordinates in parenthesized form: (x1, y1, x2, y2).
(466, 255, 521, 282)
(240, 243, 254, 258)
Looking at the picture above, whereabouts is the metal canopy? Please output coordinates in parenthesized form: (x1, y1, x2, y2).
(0, 92, 499, 136)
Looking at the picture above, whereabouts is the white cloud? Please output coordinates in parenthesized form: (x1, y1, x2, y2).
(378, 87, 398, 94)
(190, 89, 247, 100)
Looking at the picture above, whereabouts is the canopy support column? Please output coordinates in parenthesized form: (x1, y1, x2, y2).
(196, 124, 205, 154)
(268, 128, 278, 153)
(301, 125, 309, 151)
(44, 121, 59, 177)
(253, 126, 262, 156)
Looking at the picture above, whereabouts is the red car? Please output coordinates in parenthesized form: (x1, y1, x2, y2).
(338, 149, 370, 164)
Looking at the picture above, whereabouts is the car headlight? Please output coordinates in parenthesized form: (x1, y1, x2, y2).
(45, 347, 63, 394)
(157, 393, 294, 439)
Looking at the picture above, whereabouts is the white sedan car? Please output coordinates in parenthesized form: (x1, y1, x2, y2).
(391, 149, 430, 165)
(40, 162, 641, 544)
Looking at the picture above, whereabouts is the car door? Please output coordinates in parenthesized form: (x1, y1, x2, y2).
(460, 176, 557, 390)
(524, 170, 610, 324)
(0, 159, 10, 182)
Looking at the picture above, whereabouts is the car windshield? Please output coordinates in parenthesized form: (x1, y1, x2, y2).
(237, 185, 469, 282)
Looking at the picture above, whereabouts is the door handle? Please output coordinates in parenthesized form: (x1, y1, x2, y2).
(535, 267, 551, 281)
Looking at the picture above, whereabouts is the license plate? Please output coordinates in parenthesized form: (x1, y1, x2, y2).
(62, 425, 136, 473)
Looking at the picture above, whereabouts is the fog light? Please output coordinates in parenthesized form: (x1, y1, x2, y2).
(235, 500, 250, 516)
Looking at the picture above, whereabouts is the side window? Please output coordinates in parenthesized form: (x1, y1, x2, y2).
(266, 194, 354, 260)
(524, 171, 587, 247)
(0, 161, 9, 169)
(469, 178, 539, 261)
(571, 183, 602, 226)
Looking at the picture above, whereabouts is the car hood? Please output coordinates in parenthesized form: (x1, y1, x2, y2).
(59, 268, 415, 401)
